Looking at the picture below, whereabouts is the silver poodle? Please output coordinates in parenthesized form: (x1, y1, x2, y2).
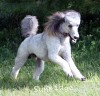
(11, 10, 86, 81)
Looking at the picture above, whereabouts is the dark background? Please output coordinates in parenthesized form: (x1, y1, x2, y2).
(0, 0, 100, 51)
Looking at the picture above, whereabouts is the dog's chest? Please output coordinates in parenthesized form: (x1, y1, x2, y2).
(59, 36, 70, 45)
(59, 37, 71, 54)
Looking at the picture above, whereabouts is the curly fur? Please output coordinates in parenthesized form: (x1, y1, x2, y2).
(44, 12, 65, 36)
(11, 10, 85, 81)
(21, 15, 39, 37)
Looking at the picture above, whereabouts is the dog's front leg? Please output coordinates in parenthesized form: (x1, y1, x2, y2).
(46, 37, 73, 77)
(48, 54, 73, 77)
(68, 58, 85, 81)
(63, 54, 85, 81)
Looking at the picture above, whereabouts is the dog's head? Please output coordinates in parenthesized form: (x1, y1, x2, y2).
(61, 10, 81, 43)
(45, 10, 81, 43)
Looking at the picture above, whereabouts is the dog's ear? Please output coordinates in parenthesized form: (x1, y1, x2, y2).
(54, 17, 65, 32)
(44, 12, 65, 36)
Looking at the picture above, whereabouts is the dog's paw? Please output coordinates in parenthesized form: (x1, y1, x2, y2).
(33, 76, 40, 81)
(78, 75, 86, 81)
(10, 71, 19, 80)
(10, 73, 17, 80)
(75, 74, 86, 81)
(80, 76, 86, 81)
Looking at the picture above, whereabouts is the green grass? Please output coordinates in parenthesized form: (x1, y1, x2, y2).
(0, 45, 100, 96)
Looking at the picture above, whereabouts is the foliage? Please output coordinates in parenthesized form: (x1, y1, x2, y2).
(0, 0, 100, 46)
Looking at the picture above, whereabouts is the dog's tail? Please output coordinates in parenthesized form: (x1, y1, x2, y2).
(21, 15, 39, 38)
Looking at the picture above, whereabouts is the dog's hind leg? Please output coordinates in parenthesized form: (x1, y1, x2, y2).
(33, 58, 45, 81)
(11, 52, 28, 79)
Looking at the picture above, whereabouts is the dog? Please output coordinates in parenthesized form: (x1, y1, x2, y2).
(11, 10, 86, 81)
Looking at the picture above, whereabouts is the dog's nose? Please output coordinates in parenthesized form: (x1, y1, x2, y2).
(74, 36, 79, 39)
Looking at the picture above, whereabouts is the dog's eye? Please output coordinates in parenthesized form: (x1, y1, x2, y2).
(68, 25, 72, 28)
(76, 24, 79, 27)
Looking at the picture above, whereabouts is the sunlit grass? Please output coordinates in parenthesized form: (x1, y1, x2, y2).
(0, 45, 100, 96)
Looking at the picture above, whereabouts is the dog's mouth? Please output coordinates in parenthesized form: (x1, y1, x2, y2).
(71, 37, 77, 43)
(68, 34, 78, 43)
(61, 33, 78, 43)
(71, 38, 77, 43)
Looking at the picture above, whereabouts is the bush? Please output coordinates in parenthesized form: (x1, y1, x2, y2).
(0, 0, 100, 51)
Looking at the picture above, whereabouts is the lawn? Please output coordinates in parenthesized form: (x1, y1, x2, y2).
(0, 44, 100, 96)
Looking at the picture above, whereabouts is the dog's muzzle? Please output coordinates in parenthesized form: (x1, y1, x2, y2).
(61, 33, 79, 43)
